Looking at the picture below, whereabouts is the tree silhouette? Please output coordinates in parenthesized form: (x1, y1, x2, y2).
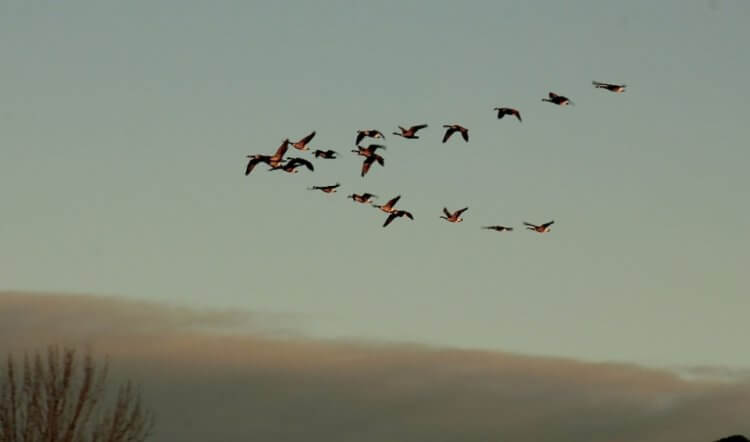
(0, 346, 154, 442)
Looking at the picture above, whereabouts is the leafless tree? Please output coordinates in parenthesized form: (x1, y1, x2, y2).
(0, 346, 154, 442)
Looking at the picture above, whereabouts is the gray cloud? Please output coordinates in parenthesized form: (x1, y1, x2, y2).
(1, 291, 748, 442)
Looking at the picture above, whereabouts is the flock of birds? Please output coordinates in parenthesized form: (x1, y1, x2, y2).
(245, 81, 627, 229)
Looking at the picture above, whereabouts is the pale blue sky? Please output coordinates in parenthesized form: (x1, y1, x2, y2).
(1, 1, 748, 368)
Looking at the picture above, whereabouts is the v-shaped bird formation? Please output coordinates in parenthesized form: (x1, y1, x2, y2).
(244, 81, 626, 229)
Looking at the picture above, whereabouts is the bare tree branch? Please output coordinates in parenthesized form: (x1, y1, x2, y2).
(0, 347, 154, 442)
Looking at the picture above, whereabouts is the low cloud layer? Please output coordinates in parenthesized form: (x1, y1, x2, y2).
(1, 291, 748, 442)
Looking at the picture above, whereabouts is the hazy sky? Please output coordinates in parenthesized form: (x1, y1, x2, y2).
(1, 1, 749, 368)
(1, 293, 749, 442)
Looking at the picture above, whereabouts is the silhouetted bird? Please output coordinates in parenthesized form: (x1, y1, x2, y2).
(290, 131, 316, 151)
(482, 225, 514, 232)
(348, 193, 377, 204)
(524, 220, 554, 233)
(373, 195, 401, 213)
(244, 139, 289, 175)
(308, 183, 340, 193)
(351, 144, 386, 157)
(542, 92, 572, 106)
(442, 124, 469, 143)
(494, 107, 522, 122)
(270, 157, 314, 173)
(355, 129, 385, 145)
(313, 149, 338, 159)
(393, 124, 428, 139)
(361, 154, 384, 177)
(245, 155, 270, 175)
(440, 207, 468, 223)
(593, 81, 626, 93)
(383, 209, 414, 228)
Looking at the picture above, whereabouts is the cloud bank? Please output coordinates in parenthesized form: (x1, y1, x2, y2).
(1, 291, 748, 442)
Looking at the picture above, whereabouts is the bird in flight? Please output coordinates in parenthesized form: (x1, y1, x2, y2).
(308, 183, 340, 193)
(313, 149, 338, 159)
(269, 157, 314, 173)
(442, 124, 469, 143)
(393, 124, 428, 139)
(244, 155, 270, 176)
(592, 81, 626, 93)
(482, 225, 514, 232)
(373, 195, 401, 213)
(494, 107, 522, 122)
(440, 207, 469, 223)
(542, 92, 573, 106)
(352, 144, 386, 157)
(355, 129, 385, 145)
(244, 138, 289, 175)
(348, 192, 377, 204)
(383, 209, 414, 228)
(524, 220, 554, 233)
(290, 131, 316, 151)
(361, 154, 385, 177)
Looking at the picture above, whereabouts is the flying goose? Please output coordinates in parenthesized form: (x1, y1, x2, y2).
(313, 149, 338, 159)
(383, 209, 414, 228)
(351, 144, 386, 157)
(361, 153, 385, 177)
(308, 183, 340, 193)
(244, 155, 271, 175)
(592, 81, 626, 93)
(348, 193, 377, 204)
(442, 124, 469, 143)
(270, 157, 314, 173)
(265, 138, 290, 168)
(542, 92, 573, 106)
(494, 107, 522, 122)
(355, 129, 385, 145)
(524, 220, 554, 233)
(373, 195, 401, 213)
(290, 131, 316, 151)
(440, 207, 468, 223)
(482, 225, 514, 232)
(244, 138, 289, 175)
(393, 124, 428, 139)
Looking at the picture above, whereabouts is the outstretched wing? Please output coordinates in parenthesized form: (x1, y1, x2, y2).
(355, 131, 365, 145)
(541, 220, 555, 228)
(442, 207, 451, 217)
(400, 210, 414, 220)
(385, 195, 401, 209)
(383, 213, 397, 228)
(290, 157, 314, 171)
(411, 124, 428, 133)
(442, 127, 457, 143)
(456, 207, 469, 216)
(460, 127, 469, 142)
(512, 109, 522, 122)
(523, 222, 537, 228)
(245, 157, 261, 175)
(374, 154, 384, 166)
(274, 139, 289, 158)
(362, 156, 375, 177)
(299, 131, 316, 146)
